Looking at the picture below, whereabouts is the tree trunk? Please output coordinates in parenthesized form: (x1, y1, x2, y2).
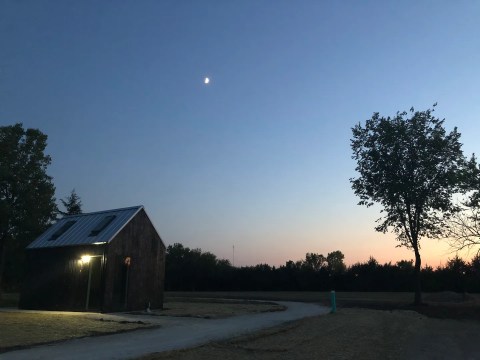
(0, 237, 7, 299)
(413, 247, 422, 305)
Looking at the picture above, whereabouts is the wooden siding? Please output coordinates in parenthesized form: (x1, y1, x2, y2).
(102, 209, 165, 312)
(19, 246, 104, 311)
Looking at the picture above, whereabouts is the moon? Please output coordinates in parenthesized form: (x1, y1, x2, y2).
(204, 77, 210, 84)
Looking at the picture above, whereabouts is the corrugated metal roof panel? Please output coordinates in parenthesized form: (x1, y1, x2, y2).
(27, 205, 143, 249)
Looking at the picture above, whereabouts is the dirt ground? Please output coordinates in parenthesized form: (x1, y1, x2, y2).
(140, 307, 480, 360)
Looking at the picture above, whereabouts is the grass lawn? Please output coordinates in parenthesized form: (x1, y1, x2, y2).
(0, 311, 155, 353)
(166, 291, 480, 320)
(153, 298, 285, 318)
(140, 307, 480, 360)
(165, 291, 414, 304)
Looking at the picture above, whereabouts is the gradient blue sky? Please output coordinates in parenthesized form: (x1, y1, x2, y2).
(1, 1, 479, 267)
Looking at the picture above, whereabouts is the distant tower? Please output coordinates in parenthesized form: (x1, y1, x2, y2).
(233, 245, 235, 267)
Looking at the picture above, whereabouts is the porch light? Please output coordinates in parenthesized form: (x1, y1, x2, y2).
(81, 255, 92, 264)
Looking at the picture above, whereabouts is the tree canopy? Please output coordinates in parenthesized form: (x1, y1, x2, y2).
(59, 189, 83, 216)
(0, 123, 57, 293)
(350, 105, 471, 304)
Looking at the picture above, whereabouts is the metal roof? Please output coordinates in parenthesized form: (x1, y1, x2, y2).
(27, 205, 144, 249)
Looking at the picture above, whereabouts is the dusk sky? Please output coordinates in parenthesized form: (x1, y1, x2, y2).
(2, 1, 479, 267)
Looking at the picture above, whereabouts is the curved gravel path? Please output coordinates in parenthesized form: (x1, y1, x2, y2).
(2, 301, 329, 360)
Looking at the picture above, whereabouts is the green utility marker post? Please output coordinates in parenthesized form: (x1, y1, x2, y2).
(330, 290, 336, 313)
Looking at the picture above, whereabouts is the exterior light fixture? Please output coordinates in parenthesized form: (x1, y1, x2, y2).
(79, 254, 103, 310)
(81, 255, 92, 264)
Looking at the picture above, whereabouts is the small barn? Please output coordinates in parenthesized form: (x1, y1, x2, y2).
(19, 205, 166, 312)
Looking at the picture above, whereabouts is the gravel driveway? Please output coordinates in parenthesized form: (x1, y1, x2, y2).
(2, 301, 329, 360)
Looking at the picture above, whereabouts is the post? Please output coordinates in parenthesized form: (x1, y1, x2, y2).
(330, 290, 336, 313)
(99, 247, 106, 312)
(85, 260, 93, 311)
(123, 256, 132, 310)
(124, 266, 130, 309)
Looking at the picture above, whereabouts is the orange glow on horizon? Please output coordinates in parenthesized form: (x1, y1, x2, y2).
(223, 233, 476, 269)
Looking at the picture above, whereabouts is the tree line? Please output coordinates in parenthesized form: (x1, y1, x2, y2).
(165, 243, 480, 293)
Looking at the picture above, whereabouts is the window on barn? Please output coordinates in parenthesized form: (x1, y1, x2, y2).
(89, 215, 116, 237)
(49, 220, 76, 240)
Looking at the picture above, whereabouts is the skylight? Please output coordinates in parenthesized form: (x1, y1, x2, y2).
(89, 215, 116, 237)
(49, 220, 76, 240)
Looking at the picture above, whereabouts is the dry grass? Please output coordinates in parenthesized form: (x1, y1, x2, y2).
(0, 312, 154, 352)
(165, 291, 414, 304)
(140, 308, 480, 360)
(166, 291, 480, 320)
(154, 299, 286, 318)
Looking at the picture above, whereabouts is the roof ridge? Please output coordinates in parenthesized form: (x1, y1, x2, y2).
(61, 205, 144, 218)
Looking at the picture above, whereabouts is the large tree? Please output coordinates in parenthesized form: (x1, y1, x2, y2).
(0, 123, 57, 294)
(59, 189, 83, 216)
(350, 105, 469, 305)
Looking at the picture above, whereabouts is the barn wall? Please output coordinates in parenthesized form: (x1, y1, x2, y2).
(102, 209, 165, 312)
(19, 245, 105, 311)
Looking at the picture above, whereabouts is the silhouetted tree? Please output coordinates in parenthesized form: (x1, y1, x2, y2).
(443, 156, 480, 256)
(443, 256, 469, 292)
(396, 259, 414, 272)
(59, 189, 82, 216)
(351, 105, 471, 304)
(327, 250, 346, 274)
(421, 265, 440, 292)
(0, 124, 57, 295)
(303, 253, 327, 271)
(445, 201, 480, 255)
(467, 254, 480, 292)
(165, 243, 232, 290)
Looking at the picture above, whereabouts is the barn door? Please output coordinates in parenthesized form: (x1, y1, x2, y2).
(113, 256, 131, 310)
